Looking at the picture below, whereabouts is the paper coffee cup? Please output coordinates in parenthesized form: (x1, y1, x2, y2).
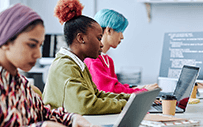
(190, 83, 198, 98)
(162, 95, 177, 116)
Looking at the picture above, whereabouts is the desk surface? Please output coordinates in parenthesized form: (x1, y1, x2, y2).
(175, 99, 203, 126)
(83, 99, 203, 126)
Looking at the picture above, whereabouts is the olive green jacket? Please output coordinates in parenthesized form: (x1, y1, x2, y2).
(42, 47, 131, 115)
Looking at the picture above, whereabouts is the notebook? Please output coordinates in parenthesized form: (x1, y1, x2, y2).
(102, 88, 161, 127)
(149, 65, 200, 113)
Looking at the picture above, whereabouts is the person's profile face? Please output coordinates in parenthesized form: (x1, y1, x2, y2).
(5, 24, 45, 72)
(83, 22, 103, 59)
(108, 30, 124, 49)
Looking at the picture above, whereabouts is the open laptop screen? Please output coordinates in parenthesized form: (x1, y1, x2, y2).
(173, 65, 200, 110)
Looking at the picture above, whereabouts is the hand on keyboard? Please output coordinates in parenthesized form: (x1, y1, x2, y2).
(153, 99, 162, 106)
(143, 83, 160, 91)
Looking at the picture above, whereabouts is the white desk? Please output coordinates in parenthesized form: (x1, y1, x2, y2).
(174, 99, 203, 126)
(83, 99, 203, 126)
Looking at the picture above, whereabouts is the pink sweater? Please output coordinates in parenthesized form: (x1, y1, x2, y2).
(84, 54, 147, 94)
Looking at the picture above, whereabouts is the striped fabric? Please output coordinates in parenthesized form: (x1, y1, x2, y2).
(0, 66, 73, 127)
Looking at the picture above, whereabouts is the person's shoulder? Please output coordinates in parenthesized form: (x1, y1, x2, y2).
(84, 58, 94, 63)
(105, 55, 114, 62)
(51, 54, 80, 72)
(54, 53, 76, 65)
(84, 57, 99, 62)
(84, 57, 102, 64)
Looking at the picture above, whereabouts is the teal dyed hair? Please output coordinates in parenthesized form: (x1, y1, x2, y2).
(94, 9, 128, 33)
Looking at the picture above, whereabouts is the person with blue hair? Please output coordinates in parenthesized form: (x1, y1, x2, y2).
(84, 9, 159, 94)
(94, 9, 128, 33)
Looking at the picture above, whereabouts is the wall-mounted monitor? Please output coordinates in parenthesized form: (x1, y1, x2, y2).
(159, 32, 203, 80)
(158, 32, 203, 92)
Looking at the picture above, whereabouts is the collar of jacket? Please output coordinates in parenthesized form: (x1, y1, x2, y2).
(58, 47, 85, 72)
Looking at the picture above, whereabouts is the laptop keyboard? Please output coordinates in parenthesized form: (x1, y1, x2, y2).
(153, 105, 162, 110)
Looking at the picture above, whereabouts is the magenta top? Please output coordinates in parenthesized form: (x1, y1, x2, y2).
(84, 54, 147, 94)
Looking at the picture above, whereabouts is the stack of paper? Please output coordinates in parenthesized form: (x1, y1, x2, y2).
(140, 114, 200, 127)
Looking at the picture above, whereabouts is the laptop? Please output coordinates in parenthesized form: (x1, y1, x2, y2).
(102, 88, 161, 127)
(149, 65, 200, 113)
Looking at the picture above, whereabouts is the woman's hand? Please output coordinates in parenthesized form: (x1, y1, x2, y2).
(72, 114, 101, 127)
(197, 82, 203, 88)
(43, 114, 101, 127)
(153, 99, 162, 105)
(43, 121, 66, 127)
(143, 83, 160, 91)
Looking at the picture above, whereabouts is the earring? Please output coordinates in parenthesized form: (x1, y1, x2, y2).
(1, 45, 9, 50)
(82, 41, 85, 44)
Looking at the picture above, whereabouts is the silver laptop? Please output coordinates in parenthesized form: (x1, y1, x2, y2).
(102, 88, 161, 127)
(149, 65, 200, 113)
